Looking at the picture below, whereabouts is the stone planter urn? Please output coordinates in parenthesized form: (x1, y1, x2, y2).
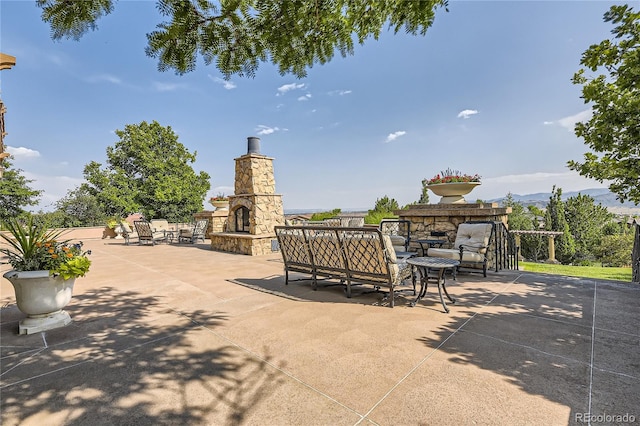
(210, 199, 230, 211)
(427, 182, 481, 204)
(2, 270, 76, 334)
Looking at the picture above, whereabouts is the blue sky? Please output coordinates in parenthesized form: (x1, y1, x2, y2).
(0, 1, 626, 212)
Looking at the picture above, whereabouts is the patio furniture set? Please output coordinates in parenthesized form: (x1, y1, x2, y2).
(275, 221, 495, 311)
(120, 219, 209, 246)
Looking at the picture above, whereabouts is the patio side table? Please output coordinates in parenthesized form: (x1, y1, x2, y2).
(407, 257, 460, 313)
(414, 239, 447, 256)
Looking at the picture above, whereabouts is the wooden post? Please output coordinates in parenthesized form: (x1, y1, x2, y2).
(547, 235, 557, 263)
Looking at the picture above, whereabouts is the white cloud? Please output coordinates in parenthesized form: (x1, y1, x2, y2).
(255, 125, 280, 135)
(6, 146, 40, 158)
(544, 109, 592, 131)
(277, 83, 306, 95)
(384, 131, 407, 143)
(152, 82, 186, 92)
(297, 93, 312, 101)
(21, 171, 85, 212)
(328, 90, 352, 96)
(457, 109, 479, 119)
(209, 75, 237, 90)
(85, 74, 122, 84)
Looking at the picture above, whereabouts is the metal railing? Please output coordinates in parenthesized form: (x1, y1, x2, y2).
(466, 221, 519, 272)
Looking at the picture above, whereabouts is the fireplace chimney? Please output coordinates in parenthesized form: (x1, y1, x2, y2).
(247, 136, 261, 155)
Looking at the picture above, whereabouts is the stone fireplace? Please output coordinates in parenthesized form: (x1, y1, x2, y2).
(209, 137, 285, 255)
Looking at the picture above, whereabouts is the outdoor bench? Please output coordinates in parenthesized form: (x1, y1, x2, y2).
(274, 225, 414, 307)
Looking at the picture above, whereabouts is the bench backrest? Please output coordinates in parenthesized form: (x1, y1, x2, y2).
(275, 225, 396, 286)
(276, 227, 313, 270)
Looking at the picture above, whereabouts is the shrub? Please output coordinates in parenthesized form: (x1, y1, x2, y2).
(310, 209, 341, 221)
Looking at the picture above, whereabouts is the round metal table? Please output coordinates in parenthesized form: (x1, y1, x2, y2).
(406, 257, 459, 313)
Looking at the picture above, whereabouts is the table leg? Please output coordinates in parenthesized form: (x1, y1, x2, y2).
(436, 268, 456, 313)
(410, 266, 428, 307)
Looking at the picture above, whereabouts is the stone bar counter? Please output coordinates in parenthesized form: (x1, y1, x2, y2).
(397, 203, 511, 251)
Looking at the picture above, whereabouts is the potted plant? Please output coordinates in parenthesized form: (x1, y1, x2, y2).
(1, 215, 91, 334)
(103, 216, 126, 239)
(209, 193, 230, 211)
(423, 168, 482, 204)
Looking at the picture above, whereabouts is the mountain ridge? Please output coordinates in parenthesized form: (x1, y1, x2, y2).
(487, 188, 640, 214)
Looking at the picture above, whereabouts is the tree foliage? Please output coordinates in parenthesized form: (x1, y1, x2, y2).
(309, 208, 341, 221)
(50, 186, 107, 228)
(0, 158, 42, 222)
(502, 193, 547, 261)
(418, 182, 430, 204)
(564, 193, 613, 262)
(364, 195, 399, 224)
(594, 233, 635, 267)
(544, 186, 576, 264)
(82, 120, 210, 222)
(569, 4, 640, 204)
(37, 0, 448, 78)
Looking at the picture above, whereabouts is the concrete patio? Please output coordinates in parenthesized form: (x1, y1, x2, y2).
(1, 237, 639, 425)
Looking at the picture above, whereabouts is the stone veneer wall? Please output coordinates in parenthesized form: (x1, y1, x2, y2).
(399, 203, 512, 269)
(194, 210, 228, 235)
(234, 154, 276, 195)
(209, 233, 276, 256)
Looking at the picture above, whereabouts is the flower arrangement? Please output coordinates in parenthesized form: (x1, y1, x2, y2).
(0, 216, 91, 280)
(210, 193, 229, 202)
(425, 168, 481, 185)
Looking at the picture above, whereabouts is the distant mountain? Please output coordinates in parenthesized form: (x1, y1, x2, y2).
(489, 188, 640, 213)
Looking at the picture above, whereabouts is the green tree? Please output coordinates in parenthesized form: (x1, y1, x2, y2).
(594, 233, 635, 267)
(418, 183, 430, 204)
(544, 186, 576, 264)
(503, 193, 544, 261)
(37, 0, 448, 78)
(83, 120, 210, 222)
(0, 158, 42, 222)
(569, 4, 640, 204)
(564, 193, 613, 263)
(373, 196, 399, 213)
(365, 195, 399, 224)
(504, 193, 532, 231)
(52, 186, 107, 227)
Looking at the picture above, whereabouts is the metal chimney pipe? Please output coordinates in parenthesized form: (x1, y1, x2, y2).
(247, 136, 261, 155)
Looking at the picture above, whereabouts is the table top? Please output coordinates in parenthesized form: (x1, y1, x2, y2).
(407, 257, 459, 268)
(414, 239, 447, 246)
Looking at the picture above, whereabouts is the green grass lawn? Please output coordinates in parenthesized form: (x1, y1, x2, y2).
(520, 261, 633, 282)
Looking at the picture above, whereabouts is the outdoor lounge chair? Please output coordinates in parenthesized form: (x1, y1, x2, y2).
(133, 220, 168, 245)
(426, 221, 494, 277)
(121, 221, 138, 245)
(178, 219, 209, 243)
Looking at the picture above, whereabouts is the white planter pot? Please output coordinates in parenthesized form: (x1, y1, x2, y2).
(210, 200, 230, 211)
(427, 182, 481, 204)
(2, 270, 75, 335)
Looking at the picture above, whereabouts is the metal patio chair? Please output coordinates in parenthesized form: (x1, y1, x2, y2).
(133, 220, 168, 245)
(178, 219, 209, 243)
